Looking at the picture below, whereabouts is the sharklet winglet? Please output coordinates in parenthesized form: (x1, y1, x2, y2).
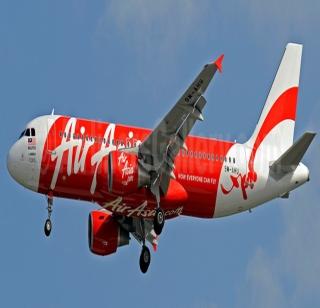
(214, 54, 224, 73)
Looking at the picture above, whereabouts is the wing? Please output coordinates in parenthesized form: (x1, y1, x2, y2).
(139, 55, 224, 197)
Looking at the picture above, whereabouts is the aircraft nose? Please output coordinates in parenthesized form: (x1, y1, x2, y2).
(7, 139, 39, 191)
(7, 142, 19, 181)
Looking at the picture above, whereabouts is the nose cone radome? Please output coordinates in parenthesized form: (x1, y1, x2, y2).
(7, 140, 39, 192)
(7, 142, 21, 184)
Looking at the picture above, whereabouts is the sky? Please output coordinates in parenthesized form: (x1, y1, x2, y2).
(1, 1, 320, 307)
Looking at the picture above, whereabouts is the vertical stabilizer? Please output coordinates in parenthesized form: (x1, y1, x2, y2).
(246, 43, 302, 157)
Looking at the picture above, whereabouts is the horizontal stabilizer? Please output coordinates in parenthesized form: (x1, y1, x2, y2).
(270, 131, 316, 180)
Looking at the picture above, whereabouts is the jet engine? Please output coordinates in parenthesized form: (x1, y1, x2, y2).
(88, 210, 130, 256)
(108, 151, 149, 196)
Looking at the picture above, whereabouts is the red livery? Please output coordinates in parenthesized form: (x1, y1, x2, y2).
(7, 43, 315, 273)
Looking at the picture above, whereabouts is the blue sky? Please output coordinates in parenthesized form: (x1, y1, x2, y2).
(1, 1, 319, 307)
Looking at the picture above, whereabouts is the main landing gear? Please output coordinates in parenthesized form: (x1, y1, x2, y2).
(44, 193, 53, 237)
(150, 173, 165, 236)
(139, 245, 151, 274)
(138, 218, 151, 274)
(139, 198, 164, 272)
(139, 205, 163, 273)
(153, 208, 165, 235)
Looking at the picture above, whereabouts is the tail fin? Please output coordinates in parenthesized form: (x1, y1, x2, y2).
(246, 43, 303, 158)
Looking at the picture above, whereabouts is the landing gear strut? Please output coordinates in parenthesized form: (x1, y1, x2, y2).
(44, 194, 53, 237)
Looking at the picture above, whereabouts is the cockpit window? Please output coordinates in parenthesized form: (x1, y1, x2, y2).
(18, 130, 26, 139)
(18, 127, 35, 139)
(25, 128, 31, 137)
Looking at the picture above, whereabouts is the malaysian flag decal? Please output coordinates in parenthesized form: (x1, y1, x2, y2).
(28, 137, 36, 145)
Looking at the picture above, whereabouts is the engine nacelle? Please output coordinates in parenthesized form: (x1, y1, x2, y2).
(88, 210, 130, 256)
(108, 151, 149, 196)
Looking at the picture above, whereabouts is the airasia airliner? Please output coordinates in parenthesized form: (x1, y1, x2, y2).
(7, 43, 315, 273)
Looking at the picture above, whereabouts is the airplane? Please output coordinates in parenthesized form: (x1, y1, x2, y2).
(7, 43, 316, 273)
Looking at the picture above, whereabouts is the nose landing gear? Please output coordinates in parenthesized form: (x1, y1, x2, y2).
(44, 193, 53, 237)
(44, 218, 52, 237)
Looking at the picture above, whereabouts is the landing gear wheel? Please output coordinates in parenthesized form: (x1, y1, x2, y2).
(153, 208, 165, 235)
(139, 245, 151, 274)
(44, 193, 53, 237)
(44, 219, 52, 237)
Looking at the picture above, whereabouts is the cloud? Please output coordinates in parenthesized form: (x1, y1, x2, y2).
(280, 187, 320, 302)
(244, 248, 286, 308)
(97, 0, 211, 56)
(96, 0, 320, 62)
(240, 103, 320, 307)
(241, 0, 320, 43)
(246, 0, 317, 21)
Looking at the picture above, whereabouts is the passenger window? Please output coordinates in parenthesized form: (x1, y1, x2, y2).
(233, 158, 235, 164)
(25, 128, 31, 136)
(31, 128, 35, 136)
(229, 157, 231, 163)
